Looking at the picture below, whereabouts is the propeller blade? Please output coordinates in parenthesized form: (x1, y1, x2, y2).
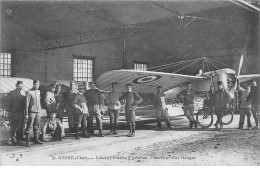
(237, 54, 244, 78)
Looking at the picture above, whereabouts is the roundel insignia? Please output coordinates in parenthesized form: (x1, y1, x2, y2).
(133, 75, 162, 84)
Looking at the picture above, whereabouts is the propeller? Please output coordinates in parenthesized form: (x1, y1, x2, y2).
(237, 54, 244, 78)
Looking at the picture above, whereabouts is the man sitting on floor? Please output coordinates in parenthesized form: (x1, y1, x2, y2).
(41, 112, 65, 142)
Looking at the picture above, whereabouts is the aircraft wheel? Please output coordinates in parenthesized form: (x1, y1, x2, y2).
(221, 109, 234, 125)
(196, 108, 213, 129)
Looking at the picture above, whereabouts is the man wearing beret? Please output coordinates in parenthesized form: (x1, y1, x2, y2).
(7, 80, 26, 145)
(119, 83, 143, 137)
(247, 79, 260, 129)
(72, 85, 89, 139)
(25, 79, 43, 146)
(213, 81, 233, 130)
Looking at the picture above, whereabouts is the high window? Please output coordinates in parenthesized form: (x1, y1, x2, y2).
(0, 53, 11, 77)
(73, 58, 93, 82)
(134, 62, 147, 71)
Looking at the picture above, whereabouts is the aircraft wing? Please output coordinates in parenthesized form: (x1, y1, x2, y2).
(239, 74, 260, 83)
(96, 69, 206, 93)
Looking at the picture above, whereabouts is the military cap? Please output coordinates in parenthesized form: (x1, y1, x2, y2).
(33, 79, 40, 84)
(16, 80, 23, 85)
(50, 82, 56, 87)
(157, 86, 162, 90)
(250, 79, 256, 83)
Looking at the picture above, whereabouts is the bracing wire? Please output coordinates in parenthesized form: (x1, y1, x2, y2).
(172, 58, 203, 73)
(207, 57, 233, 68)
(148, 57, 202, 71)
(207, 59, 221, 70)
(205, 58, 212, 72)
(153, 60, 195, 72)
(153, 59, 200, 72)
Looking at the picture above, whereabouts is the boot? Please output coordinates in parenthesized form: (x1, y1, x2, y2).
(166, 120, 172, 129)
(82, 125, 90, 138)
(253, 119, 259, 129)
(194, 122, 198, 129)
(237, 122, 243, 129)
(75, 126, 80, 139)
(189, 122, 193, 129)
(128, 123, 135, 137)
(99, 130, 104, 137)
(34, 134, 43, 144)
(127, 123, 132, 136)
(113, 122, 118, 134)
(255, 119, 259, 128)
(131, 123, 136, 136)
(25, 133, 30, 147)
(157, 119, 162, 129)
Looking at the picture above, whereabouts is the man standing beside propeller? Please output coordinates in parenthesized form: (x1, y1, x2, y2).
(246, 79, 260, 129)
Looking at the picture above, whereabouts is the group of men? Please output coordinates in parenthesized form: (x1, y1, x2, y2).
(6, 79, 144, 146)
(6, 77, 260, 147)
(177, 79, 260, 130)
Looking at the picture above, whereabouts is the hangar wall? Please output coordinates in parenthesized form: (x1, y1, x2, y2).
(11, 38, 163, 85)
(3, 4, 259, 86)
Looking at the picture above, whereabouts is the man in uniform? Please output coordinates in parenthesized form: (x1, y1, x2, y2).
(177, 82, 198, 129)
(45, 82, 57, 118)
(107, 82, 121, 135)
(41, 112, 64, 142)
(64, 81, 77, 132)
(55, 84, 64, 123)
(247, 79, 260, 129)
(7, 80, 26, 145)
(213, 81, 233, 130)
(72, 85, 89, 139)
(84, 82, 104, 137)
(153, 86, 172, 129)
(119, 83, 143, 137)
(25, 79, 43, 146)
(237, 84, 252, 130)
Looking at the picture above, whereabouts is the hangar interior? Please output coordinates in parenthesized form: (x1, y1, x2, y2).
(0, 0, 260, 85)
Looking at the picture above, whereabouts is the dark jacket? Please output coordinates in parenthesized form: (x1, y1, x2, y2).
(55, 92, 64, 110)
(7, 89, 26, 115)
(72, 93, 88, 114)
(177, 89, 195, 106)
(84, 89, 101, 106)
(63, 89, 77, 107)
(213, 89, 231, 108)
(247, 85, 260, 105)
(153, 92, 166, 110)
(119, 92, 143, 110)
